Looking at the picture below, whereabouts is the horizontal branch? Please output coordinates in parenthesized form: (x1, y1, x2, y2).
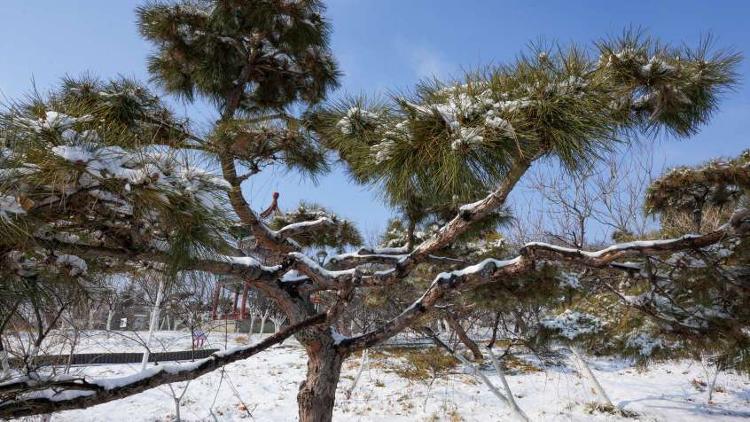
(520, 229, 728, 268)
(273, 217, 335, 239)
(338, 257, 531, 352)
(287, 252, 354, 289)
(0, 313, 326, 419)
(32, 239, 285, 281)
(338, 220, 744, 352)
(327, 251, 466, 270)
(363, 160, 534, 286)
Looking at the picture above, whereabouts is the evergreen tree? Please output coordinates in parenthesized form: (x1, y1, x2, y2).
(0, 4, 745, 420)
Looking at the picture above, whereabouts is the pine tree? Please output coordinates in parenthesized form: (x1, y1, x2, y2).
(0, 5, 745, 421)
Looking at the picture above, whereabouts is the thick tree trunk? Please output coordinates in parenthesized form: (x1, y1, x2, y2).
(445, 312, 483, 361)
(297, 340, 344, 422)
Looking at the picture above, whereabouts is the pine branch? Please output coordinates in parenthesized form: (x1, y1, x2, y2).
(0, 313, 326, 419)
(339, 212, 746, 352)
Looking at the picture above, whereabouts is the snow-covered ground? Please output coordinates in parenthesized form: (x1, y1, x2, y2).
(10, 330, 750, 421)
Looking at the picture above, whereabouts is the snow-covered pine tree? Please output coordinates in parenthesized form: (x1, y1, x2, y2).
(0, 5, 744, 421)
(525, 149, 750, 411)
(638, 151, 750, 370)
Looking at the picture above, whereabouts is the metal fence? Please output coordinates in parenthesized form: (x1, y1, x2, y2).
(9, 348, 220, 367)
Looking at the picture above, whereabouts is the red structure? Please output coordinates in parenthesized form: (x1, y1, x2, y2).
(210, 280, 252, 321)
(211, 193, 283, 321)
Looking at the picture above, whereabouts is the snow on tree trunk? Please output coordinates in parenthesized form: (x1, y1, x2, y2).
(271, 315, 287, 333)
(487, 347, 528, 420)
(141, 279, 165, 370)
(297, 339, 344, 422)
(570, 345, 613, 407)
(259, 310, 269, 337)
(260, 317, 267, 335)
(173, 396, 181, 422)
(345, 349, 368, 399)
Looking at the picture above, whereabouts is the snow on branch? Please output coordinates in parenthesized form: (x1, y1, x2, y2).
(520, 229, 730, 268)
(360, 159, 535, 287)
(31, 237, 284, 282)
(273, 216, 335, 239)
(339, 256, 529, 352)
(355, 246, 409, 255)
(327, 249, 466, 270)
(287, 252, 356, 289)
(0, 313, 326, 419)
(338, 216, 746, 352)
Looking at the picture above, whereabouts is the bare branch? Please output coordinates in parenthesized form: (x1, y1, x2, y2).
(0, 313, 326, 419)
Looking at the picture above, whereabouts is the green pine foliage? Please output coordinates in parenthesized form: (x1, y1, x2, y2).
(267, 201, 362, 250)
(646, 149, 749, 234)
(0, 77, 233, 281)
(137, 0, 339, 112)
(312, 31, 738, 230)
(209, 117, 330, 180)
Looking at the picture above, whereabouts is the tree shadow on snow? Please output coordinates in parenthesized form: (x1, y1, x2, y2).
(618, 393, 750, 419)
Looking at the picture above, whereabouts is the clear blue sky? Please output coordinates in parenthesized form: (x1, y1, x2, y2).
(1, 1, 748, 239)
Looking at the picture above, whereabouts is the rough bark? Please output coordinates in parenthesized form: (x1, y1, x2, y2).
(297, 337, 345, 422)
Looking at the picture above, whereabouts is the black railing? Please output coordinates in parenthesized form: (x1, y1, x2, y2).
(9, 348, 220, 367)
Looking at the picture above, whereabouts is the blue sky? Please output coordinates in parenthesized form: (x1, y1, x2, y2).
(1, 1, 748, 239)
